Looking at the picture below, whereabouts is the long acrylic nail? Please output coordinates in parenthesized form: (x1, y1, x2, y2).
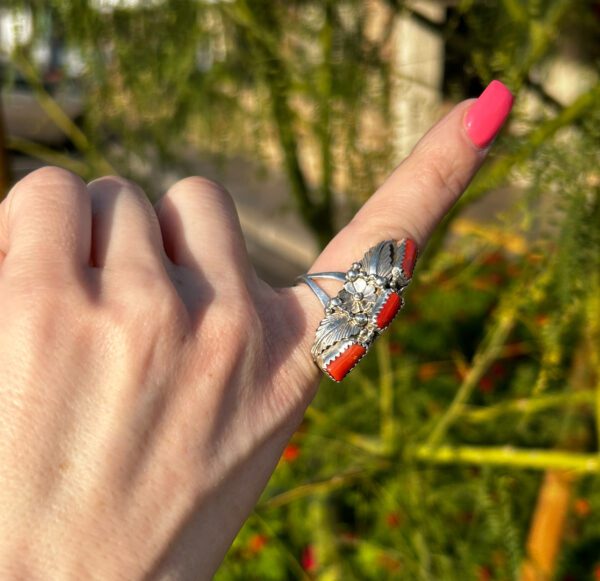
(464, 80, 514, 148)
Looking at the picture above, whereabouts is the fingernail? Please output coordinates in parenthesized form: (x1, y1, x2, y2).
(465, 80, 514, 148)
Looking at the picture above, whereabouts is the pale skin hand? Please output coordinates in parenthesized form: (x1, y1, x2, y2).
(0, 100, 496, 579)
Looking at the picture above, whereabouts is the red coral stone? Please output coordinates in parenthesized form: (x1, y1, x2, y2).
(402, 238, 418, 278)
(376, 292, 403, 330)
(326, 343, 366, 381)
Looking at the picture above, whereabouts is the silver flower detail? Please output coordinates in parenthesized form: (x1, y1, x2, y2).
(343, 276, 377, 314)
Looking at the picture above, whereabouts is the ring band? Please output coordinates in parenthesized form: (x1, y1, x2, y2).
(297, 239, 418, 382)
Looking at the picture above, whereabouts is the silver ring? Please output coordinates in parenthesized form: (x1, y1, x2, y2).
(296, 239, 418, 382)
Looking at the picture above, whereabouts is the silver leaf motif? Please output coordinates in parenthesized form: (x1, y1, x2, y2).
(392, 238, 412, 286)
(360, 240, 394, 277)
(312, 312, 362, 358)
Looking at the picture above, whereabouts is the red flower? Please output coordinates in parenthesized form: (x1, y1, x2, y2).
(473, 277, 493, 291)
(301, 544, 317, 572)
(385, 512, 402, 528)
(491, 362, 507, 378)
(478, 376, 494, 393)
(417, 363, 439, 382)
(248, 534, 268, 554)
(594, 563, 600, 581)
(529, 253, 545, 264)
(458, 511, 474, 524)
(482, 252, 504, 266)
(389, 341, 404, 355)
(573, 498, 591, 518)
(282, 443, 300, 462)
(377, 553, 401, 572)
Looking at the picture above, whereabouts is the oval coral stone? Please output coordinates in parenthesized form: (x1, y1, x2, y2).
(401, 239, 418, 278)
(376, 292, 403, 329)
(326, 343, 367, 381)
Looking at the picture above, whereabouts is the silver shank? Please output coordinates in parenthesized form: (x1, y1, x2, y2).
(295, 272, 345, 309)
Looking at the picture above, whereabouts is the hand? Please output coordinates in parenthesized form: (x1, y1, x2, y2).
(0, 81, 512, 579)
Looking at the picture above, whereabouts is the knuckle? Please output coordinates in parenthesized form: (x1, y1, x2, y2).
(348, 206, 425, 246)
(89, 175, 148, 204)
(7, 167, 85, 216)
(165, 176, 235, 211)
(18, 166, 81, 189)
(5, 276, 87, 335)
(120, 266, 176, 305)
(413, 145, 465, 201)
(171, 175, 227, 195)
(198, 293, 265, 380)
(348, 211, 389, 239)
(213, 288, 262, 337)
(229, 298, 261, 335)
(89, 176, 157, 222)
(102, 277, 189, 342)
(89, 175, 142, 194)
(144, 292, 186, 334)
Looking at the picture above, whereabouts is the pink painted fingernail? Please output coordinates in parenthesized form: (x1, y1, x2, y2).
(465, 80, 514, 148)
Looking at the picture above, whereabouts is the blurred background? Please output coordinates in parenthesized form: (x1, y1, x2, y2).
(1, 0, 599, 579)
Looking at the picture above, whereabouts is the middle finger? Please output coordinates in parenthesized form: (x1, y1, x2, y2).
(88, 176, 170, 276)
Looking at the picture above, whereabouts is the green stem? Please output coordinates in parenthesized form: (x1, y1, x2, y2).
(427, 300, 517, 446)
(308, 494, 342, 580)
(587, 274, 600, 452)
(259, 461, 390, 510)
(304, 406, 384, 455)
(261, 443, 600, 512)
(513, 0, 572, 89)
(476, 81, 600, 200)
(14, 54, 115, 176)
(8, 137, 90, 176)
(227, 0, 334, 247)
(413, 445, 600, 473)
(461, 390, 596, 424)
(377, 336, 396, 452)
(317, 2, 334, 227)
(251, 512, 311, 580)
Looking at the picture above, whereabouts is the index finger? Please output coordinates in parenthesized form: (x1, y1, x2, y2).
(290, 80, 514, 382)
